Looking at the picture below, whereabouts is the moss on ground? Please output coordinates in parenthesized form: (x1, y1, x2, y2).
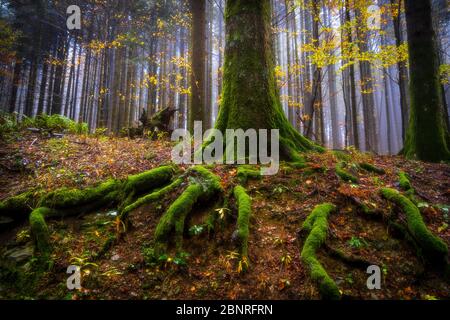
(301, 203, 341, 300)
(381, 188, 448, 264)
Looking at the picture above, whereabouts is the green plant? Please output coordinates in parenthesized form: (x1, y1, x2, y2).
(189, 225, 205, 237)
(348, 237, 367, 249)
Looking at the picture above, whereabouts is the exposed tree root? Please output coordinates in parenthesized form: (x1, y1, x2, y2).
(237, 166, 261, 185)
(300, 203, 341, 300)
(151, 166, 223, 260)
(398, 171, 413, 192)
(359, 162, 386, 175)
(233, 185, 252, 271)
(335, 162, 359, 184)
(324, 244, 376, 270)
(381, 188, 448, 266)
(0, 165, 177, 256)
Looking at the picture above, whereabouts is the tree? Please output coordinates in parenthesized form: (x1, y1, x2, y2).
(188, 0, 207, 132)
(403, 0, 450, 161)
(214, 0, 320, 160)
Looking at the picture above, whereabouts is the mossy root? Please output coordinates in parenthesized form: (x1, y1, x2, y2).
(335, 162, 358, 184)
(300, 203, 341, 300)
(120, 178, 184, 221)
(234, 185, 252, 270)
(237, 166, 261, 185)
(153, 166, 223, 258)
(398, 171, 413, 191)
(29, 207, 57, 255)
(359, 162, 386, 175)
(381, 188, 448, 264)
(0, 191, 38, 221)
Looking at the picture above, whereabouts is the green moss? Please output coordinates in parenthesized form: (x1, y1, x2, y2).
(29, 207, 56, 255)
(398, 171, 413, 191)
(237, 166, 261, 184)
(154, 184, 204, 257)
(333, 150, 352, 162)
(381, 188, 448, 263)
(359, 162, 386, 175)
(122, 165, 175, 197)
(336, 162, 358, 184)
(38, 179, 120, 214)
(211, 0, 322, 163)
(188, 165, 224, 197)
(234, 185, 252, 266)
(120, 178, 183, 221)
(301, 203, 341, 300)
(153, 167, 223, 258)
(0, 191, 36, 220)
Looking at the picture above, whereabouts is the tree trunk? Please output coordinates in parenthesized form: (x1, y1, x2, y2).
(188, 0, 207, 132)
(403, 0, 450, 161)
(215, 0, 319, 159)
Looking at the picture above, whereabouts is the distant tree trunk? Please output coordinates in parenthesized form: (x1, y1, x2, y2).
(403, 0, 450, 161)
(324, 5, 340, 149)
(311, 0, 324, 144)
(390, 0, 409, 143)
(9, 59, 23, 113)
(51, 36, 68, 115)
(188, 0, 207, 132)
(342, 1, 360, 149)
(356, 8, 378, 153)
(285, 0, 294, 125)
(302, 0, 314, 139)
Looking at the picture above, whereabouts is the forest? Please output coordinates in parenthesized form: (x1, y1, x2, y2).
(0, 0, 449, 301)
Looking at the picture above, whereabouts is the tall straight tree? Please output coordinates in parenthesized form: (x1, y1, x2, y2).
(188, 0, 207, 132)
(215, 0, 320, 160)
(403, 0, 450, 161)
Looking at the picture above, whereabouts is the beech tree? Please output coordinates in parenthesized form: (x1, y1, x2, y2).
(403, 0, 450, 161)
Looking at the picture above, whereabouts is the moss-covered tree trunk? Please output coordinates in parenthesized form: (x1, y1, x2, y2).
(215, 0, 320, 159)
(403, 0, 450, 162)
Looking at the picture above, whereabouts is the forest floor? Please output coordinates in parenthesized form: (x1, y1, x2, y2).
(0, 132, 449, 300)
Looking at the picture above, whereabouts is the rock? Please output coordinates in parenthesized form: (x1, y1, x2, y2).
(3, 244, 34, 265)
(0, 216, 14, 231)
(111, 254, 120, 261)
